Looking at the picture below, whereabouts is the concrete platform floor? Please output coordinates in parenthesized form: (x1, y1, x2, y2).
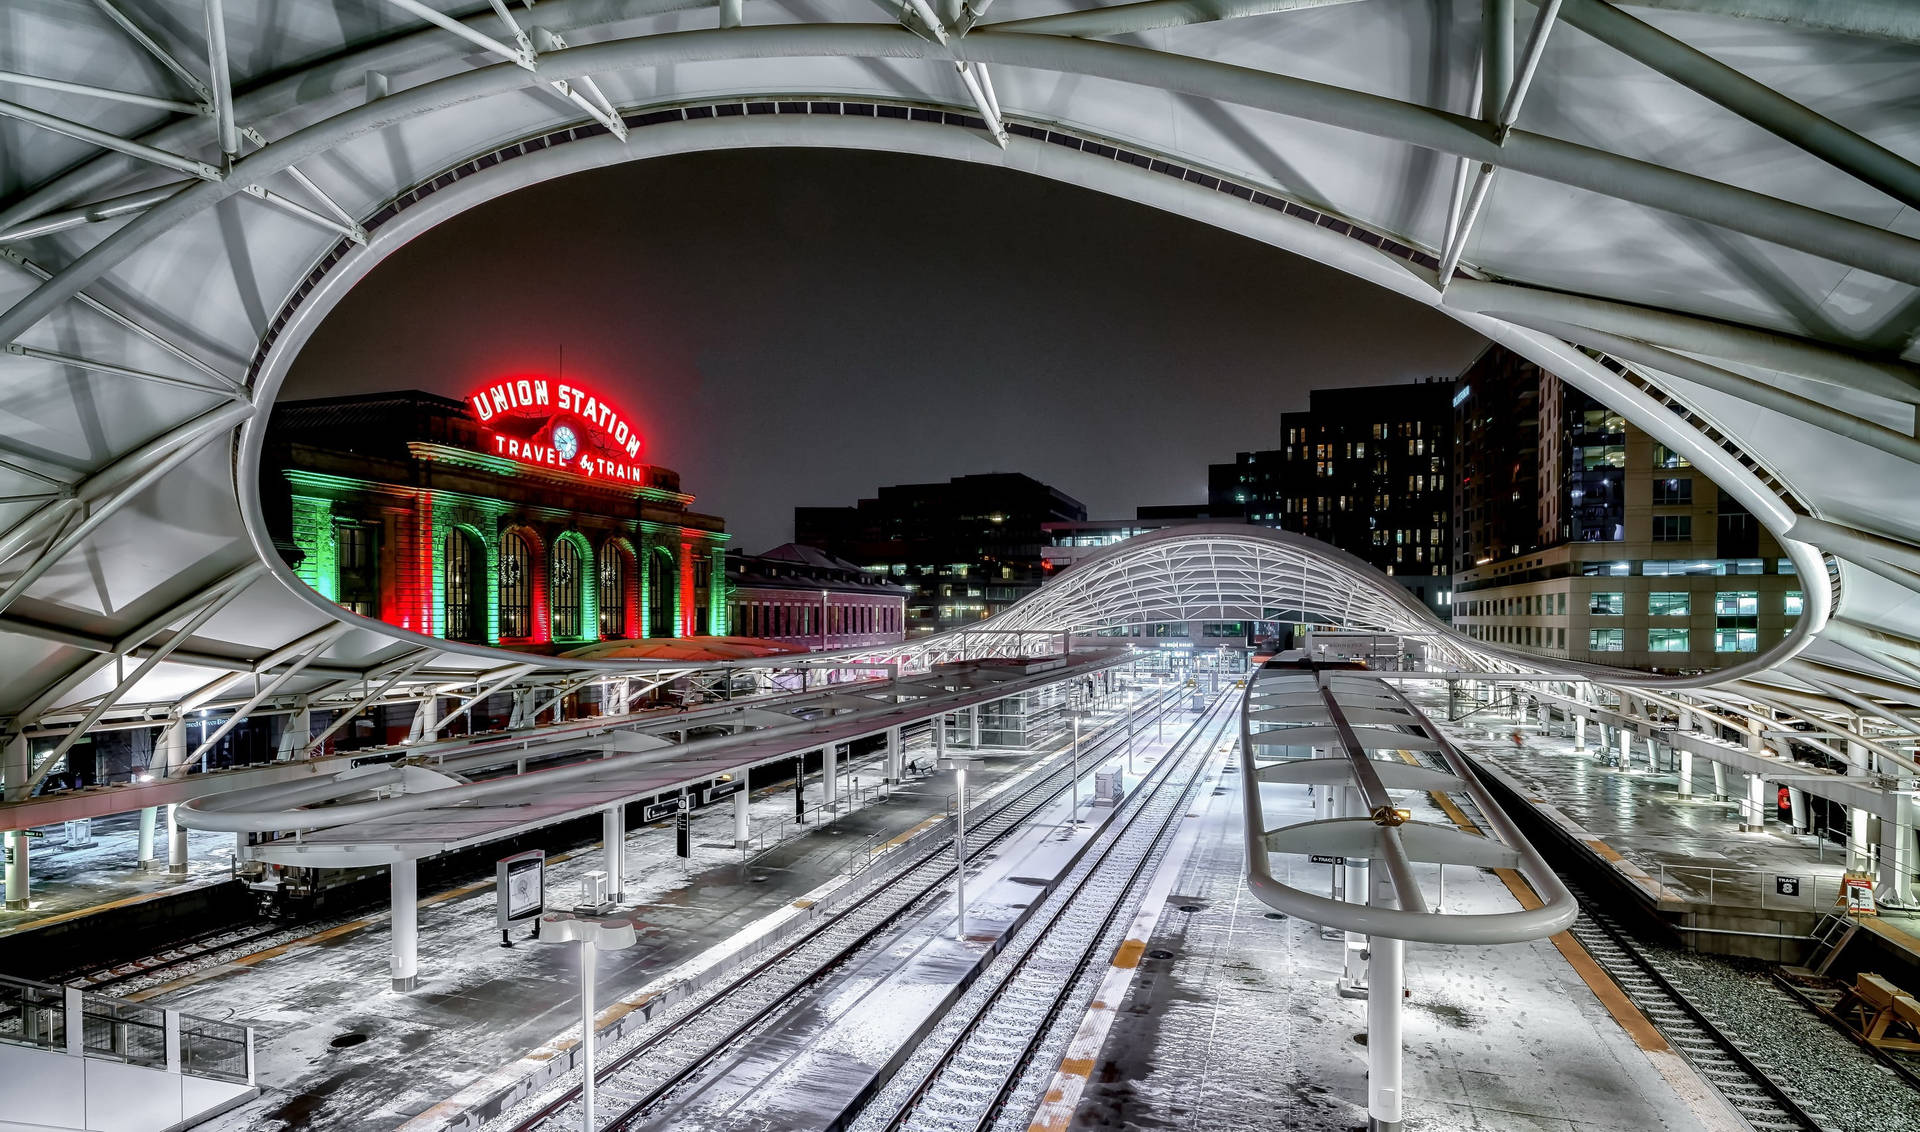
(1399, 683, 1920, 937)
(1065, 742, 1741, 1132)
(120, 703, 1155, 1132)
(0, 813, 234, 936)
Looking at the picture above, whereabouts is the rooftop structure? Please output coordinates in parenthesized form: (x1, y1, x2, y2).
(796, 472, 1087, 635)
(724, 543, 909, 651)
(1212, 378, 1456, 616)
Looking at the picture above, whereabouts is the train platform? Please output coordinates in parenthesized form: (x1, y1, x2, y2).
(617, 731, 1134, 1132)
(93, 702, 1171, 1132)
(1398, 684, 1920, 969)
(1051, 719, 1745, 1132)
(0, 814, 234, 937)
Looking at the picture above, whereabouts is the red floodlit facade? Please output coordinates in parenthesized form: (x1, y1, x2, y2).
(267, 386, 729, 652)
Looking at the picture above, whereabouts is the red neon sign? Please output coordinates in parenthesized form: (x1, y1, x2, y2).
(467, 377, 648, 482)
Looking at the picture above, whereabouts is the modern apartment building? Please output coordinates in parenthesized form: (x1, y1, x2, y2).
(1451, 348, 1800, 672)
(1211, 378, 1456, 616)
(794, 472, 1088, 634)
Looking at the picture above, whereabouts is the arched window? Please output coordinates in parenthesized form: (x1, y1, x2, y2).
(599, 541, 628, 638)
(443, 528, 484, 642)
(552, 537, 584, 640)
(648, 547, 675, 637)
(500, 530, 533, 638)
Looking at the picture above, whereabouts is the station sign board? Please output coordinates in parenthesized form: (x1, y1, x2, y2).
(703, 778, 743, 806)
(1310, 854, 1348, 866)
(466, 376, 651, 484)
(496, 849, 546, 930)
(642, 797, 685, 823)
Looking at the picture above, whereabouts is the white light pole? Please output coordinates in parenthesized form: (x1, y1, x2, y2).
(1066, 707, 1093, 827)
(940, 756, 981, 940)
(537, 912, 639, 1132)
(955, 764, 969, 939)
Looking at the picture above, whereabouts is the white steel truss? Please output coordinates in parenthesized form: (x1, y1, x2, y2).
(0, 0, 1916, 839)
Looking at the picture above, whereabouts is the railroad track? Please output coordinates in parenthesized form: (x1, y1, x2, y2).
(63, 919, 313, 994)
(502, 689, 1188, 1132)
(1773, 968, 1920, 1093)
(1566, 900, 1828, 1131)
(1420, 754, 1828, 1132)
(53, 711, 1074, 997)
(853, 690, 1239, 1132)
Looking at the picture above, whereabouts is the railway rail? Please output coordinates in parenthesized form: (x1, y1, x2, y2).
(502, 688, 1186, 1132)
(853, 689, 1239, 1132)
(50, 713, 999, 996)
(1433, 763, 1829, 1132)
(1774, 966, 1920, 1094)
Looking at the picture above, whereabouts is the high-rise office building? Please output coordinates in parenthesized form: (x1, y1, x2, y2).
(1452, 344, 1542, 572)
(795, 472, 1088, 634)
(1212, 379, 1456, 616)
(1451, 346, 1799, 671)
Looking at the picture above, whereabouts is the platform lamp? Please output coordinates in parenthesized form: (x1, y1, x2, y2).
(938, 755, 983, 940)
(1064, 707, 1094, 826)
(538, 912, 638, 1132)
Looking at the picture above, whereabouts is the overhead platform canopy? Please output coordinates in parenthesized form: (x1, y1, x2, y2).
(188, 648, 1124, 865)
(3, 0, 1920, 831)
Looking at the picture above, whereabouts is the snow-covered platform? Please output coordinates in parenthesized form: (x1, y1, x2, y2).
(99, 714, 1148, 1132)
(618, 746, 1146, 1132)
(1397, 684, 1920, 968)
(0, 814, 234, 939)
(1050, 730, 1747, 1132)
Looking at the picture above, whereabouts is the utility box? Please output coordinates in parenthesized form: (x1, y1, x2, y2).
(574, 870, 612, 913)
(1094, 771, 1125, 807)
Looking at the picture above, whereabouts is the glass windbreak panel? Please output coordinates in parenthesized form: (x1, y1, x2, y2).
(1715, 628, 1759, 653)
(1588, 628, 1625, 652)
(1648, 591, 1690, 616)
(0, 974, 66, 1049)
(177, 1014, 251, 1083)
(1648, 628, 1690, 652)
(1714, 591, 1759, 617)
(1589, 592, 1624, 616)
(1784, 590, 1804, 616)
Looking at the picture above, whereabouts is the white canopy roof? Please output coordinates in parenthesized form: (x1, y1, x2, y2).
(3, 0, 1918, 814)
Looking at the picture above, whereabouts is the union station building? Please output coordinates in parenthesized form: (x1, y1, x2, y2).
(264, 381, 729, 652)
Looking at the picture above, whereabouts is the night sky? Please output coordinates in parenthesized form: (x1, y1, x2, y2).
(285, 149, 1487, 551)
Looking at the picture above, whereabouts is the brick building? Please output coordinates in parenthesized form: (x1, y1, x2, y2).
(266, 384, 728, 652)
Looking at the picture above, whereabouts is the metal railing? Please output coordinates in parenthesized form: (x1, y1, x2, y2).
(0, 972, 253, 1086)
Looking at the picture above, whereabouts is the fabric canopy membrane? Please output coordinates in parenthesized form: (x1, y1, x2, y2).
(2, 0, 1919, 807)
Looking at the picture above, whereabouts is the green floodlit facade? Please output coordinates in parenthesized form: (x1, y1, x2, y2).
(270, 390, 728, 651)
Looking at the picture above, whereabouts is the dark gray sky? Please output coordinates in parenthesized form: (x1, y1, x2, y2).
(286, 149, 1487, 551)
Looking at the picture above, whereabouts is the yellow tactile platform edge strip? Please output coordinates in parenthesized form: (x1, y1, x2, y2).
(1405, 752, 1669, 1053)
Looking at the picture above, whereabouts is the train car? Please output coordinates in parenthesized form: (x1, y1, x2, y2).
(236, 852, 383, 918)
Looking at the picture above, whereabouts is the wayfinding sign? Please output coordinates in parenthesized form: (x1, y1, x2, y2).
(496, 849, 546, 943)
(643, 798, 685, 823)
